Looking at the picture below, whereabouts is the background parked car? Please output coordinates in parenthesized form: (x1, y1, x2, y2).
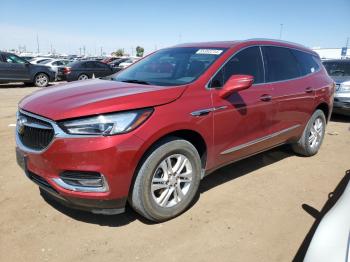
(118, 57, 139, 69)
(58, 60, 115, 81)
(101, 57, 120, 64)
(323, 59, 350, 116)
(29, 57, 54, 65)
(108, 58, 131, 72)
(0, 52, 56, 87)
(40, 59, 70, 72)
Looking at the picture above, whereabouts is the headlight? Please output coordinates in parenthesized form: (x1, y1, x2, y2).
(60, 108, 153, 135)
(339, 82, 350, 92)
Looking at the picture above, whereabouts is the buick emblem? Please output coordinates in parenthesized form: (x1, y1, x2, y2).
(17, 116, 27, 135)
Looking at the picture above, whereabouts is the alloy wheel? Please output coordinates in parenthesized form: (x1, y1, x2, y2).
(151, 154, 193, 208)
(309, 117, 324, 149)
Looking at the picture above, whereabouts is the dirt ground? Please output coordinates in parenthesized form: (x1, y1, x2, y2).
(0, 83, 349, 262)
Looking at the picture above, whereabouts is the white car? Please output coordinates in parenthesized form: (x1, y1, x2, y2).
(304, 173, 350, 262)
(41, 59, 70, 73)
(118, 57, 139, 68)
(30, 57, 54, 65)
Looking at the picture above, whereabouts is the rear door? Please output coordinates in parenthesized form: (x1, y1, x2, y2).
(1, 53, 30, 80)
(210, 46, 277, 166)
(95, 62, 113, 77)
(261, 46, 316, 144)
(84, 61, 102, 77)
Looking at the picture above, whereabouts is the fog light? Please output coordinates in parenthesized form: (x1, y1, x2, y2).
(52, 171, 109, 192)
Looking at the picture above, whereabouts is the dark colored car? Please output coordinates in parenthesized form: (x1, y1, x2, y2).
(108, 58, 130, 68)
(58, 60, 115, 81)
(0, 52, 56, 87)
(16, 39, 334, 222)
(323, 59, 350, 115)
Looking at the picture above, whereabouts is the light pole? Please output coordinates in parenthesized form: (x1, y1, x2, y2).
(279, 24, 284, 40)
(36, 34, 40, 54)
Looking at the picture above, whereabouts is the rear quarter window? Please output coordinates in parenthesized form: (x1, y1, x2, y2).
(292, 50, 320, 76)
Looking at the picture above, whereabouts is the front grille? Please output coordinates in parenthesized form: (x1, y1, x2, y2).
(17, 111, 55, 150)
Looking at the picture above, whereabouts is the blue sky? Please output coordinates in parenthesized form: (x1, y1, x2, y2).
(0, 0, 349, 55)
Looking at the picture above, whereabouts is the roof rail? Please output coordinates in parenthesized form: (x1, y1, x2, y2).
(244, 38, 308, 49)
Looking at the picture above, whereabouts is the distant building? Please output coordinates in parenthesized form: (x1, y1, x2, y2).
(312, 47, 350, 60)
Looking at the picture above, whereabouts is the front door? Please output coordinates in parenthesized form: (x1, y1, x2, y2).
(2, 53, 30, 81)
(208, 46, 277, 167)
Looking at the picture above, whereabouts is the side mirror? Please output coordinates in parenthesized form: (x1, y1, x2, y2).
(219, 75, 254, 98)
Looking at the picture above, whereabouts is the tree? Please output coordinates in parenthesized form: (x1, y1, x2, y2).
(136, 46, 144, 57)
(112, 48, 124, 57)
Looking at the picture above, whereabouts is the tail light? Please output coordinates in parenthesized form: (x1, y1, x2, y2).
(63, 67, 71, 74)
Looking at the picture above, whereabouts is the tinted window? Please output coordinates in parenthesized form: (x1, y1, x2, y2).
(37, 59, 52, 64)
(209, 46, 264, 88)
(95, 62, 108, 69)
(323, 61, 350, 76)
(3, 54, 27, 64)
(292, 50, 320, 75)
(263, 46, 301, 82)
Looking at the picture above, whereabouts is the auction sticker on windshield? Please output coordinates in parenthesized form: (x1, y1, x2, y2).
(196, 49, 223, 55)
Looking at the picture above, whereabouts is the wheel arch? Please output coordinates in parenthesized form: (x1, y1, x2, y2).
(315, 102, 330, 122)
(32, 71, 49, 82)
(128, 129, 208, 199)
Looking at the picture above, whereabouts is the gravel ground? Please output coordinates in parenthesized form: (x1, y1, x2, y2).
(0, 83, 349, 262)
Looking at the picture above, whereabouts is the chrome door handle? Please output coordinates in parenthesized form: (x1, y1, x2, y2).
(305, 87, 313, 93)
(260, 94, 272, 102)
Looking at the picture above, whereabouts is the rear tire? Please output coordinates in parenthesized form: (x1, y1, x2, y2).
(78, 74, 89, 81)
(292, 109, 326, 156)
(130, 137, 201, 222)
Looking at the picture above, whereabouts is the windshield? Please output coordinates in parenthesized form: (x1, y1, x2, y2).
(323, 61, 350, 76)
(112, 47, 227, 86)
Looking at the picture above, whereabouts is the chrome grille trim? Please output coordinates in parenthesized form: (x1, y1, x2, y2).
(16, 110, 56, 153)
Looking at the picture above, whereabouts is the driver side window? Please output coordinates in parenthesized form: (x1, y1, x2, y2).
(209, 46, 264, 88)
(4, 54, 26, 64)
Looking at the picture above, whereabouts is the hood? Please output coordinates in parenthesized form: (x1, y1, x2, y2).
(19, 79, 186, 120)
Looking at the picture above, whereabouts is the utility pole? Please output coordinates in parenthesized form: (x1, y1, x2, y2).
(83, 46, 86, 56)
(346, 37, 349, 48)
(100, 46, 103, 56)
(36, 34, 40, 54)
(279, 24, 284, 40)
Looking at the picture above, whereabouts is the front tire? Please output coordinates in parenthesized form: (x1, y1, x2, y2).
(130, 137, 201, 222)
(34, 73, 49, 87)
(292, 109, 326, 156)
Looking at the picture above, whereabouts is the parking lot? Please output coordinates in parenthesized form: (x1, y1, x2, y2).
(0, 83, 349, 261)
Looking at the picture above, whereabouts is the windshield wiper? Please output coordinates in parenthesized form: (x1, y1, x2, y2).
(120, 79, 151, 85)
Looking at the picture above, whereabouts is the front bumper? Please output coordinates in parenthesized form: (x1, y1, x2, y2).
(15, 111, 146, 214)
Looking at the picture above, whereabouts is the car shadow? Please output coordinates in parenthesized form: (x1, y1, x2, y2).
(40, 145, 294, 227)
(0, 82, 58, 88)
(292, 169, 350, 261)
(40, 189, 154, 227)
(199, 145, 293, 194)
(331, 114, 350, 123)
(0, 83, 28, 88)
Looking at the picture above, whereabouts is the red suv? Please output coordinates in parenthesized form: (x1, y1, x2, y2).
(16, 39, 334, 221)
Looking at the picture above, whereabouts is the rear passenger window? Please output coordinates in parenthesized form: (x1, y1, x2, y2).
(210, 46, 264, 88)
(263, 46, 301, 82)
(292, 50, 320, 75)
